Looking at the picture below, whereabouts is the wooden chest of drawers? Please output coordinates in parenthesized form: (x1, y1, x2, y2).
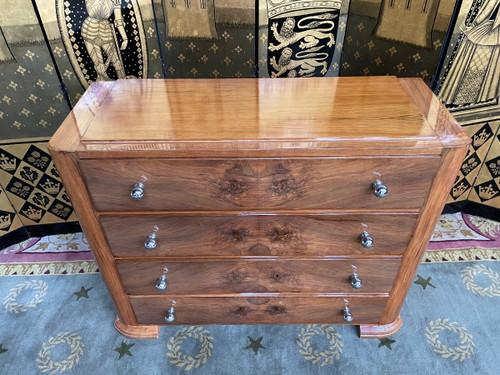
(48, 77, 469, 339)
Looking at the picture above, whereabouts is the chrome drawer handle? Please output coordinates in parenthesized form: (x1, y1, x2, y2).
(350, 273, 362, 289)
(130, 182, 145, 200)
(156, 274, 167, 291)
(156, 268, 168, 291)
(165, 307, 175, 323)
(360, 231, 373, 248)
(372, 179, 388, 198)
(342, 307, 354, 322)
(144, 233, 157, 250)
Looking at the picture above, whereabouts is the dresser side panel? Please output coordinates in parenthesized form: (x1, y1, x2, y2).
(380, 146, 469, 324)
(48, 150, 137, 325)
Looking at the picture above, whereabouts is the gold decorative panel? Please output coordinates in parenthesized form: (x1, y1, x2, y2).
(448, 119, 500, 203)
(154, 0, 256, 78)
(468, 125, 500, 207)
(340, 0, 455, 83)
(0, 0, 71, 140)
(0, 184, 24, 239)
(0, 140, 76, 227)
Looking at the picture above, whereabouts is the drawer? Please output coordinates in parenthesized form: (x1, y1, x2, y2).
(102, 214, 417, 257)
(80, 157, 439, 211)
(116, 258, 401, 295)
(129, 295, 388, 325)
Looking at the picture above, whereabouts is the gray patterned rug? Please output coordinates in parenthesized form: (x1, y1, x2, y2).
(0, 260, 499, 374)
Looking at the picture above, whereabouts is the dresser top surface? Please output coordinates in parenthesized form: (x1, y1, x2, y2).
(49, 77, 469, 156)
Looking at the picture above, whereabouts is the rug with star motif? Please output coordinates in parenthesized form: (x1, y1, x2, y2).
(0, 260, 498, 374)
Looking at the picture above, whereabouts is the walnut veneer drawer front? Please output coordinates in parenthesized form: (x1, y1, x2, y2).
(115, 258, 401, 295)
(130, 296, 388, 325)
(102, 214, 417, 257)
(80, 158, 440, 211)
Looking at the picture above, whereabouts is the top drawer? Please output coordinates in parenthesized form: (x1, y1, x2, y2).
(80, 157, 439, 212)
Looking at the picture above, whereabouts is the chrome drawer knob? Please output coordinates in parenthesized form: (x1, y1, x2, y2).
(350, 273, 362, 289)
(156, 274, 167, 291)
(372, 179, 388, 198)
(342, 307, 354, 322)
(130, 182, 145, 200)
(360, 231, 374, 248)
(165, 307, 175, 323)
(144, 233, 157, 250)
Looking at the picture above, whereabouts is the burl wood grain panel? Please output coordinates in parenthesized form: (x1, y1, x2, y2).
(80, 158, 440, 211)
(115, 258, 401, 295)
(129, 296, 389, 325)
(102, 214, 417, 257)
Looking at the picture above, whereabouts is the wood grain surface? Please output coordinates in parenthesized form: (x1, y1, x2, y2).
(81, 77, 434, 142)
(101, 213, 417, 257)
(47, 151, 138, 326)
(129, 295, 388, 325)
(81, 157, 440, 211)
(115, 258, 401, 295)
(48, 77, 470, 338)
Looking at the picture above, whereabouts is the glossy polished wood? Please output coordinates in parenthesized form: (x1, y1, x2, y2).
(82, 157, 440, 211)
(101, 213, 417, 258)
(359, 315, 403, 338)
(129, 295, 389, 325)
(48, 77, 470, 339)
(116, 258, 401, 295)
(82, 77, 436, 142)
(114, 316, 159, 339)
(49, 151, 137, 326)
(49, 78, 469, 158)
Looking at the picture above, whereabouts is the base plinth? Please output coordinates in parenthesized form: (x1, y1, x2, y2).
(114, 316, 160, 339)
(359, 315, 403, 338)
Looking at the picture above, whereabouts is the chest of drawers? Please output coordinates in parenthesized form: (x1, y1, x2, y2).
(48, 77, 469, 339)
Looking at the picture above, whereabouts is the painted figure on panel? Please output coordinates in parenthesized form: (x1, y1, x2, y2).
(57, 0, 147, 88)
(81, 0, 128, 80)
(439, 0, 500, 106)
(265, 0, 341, 78)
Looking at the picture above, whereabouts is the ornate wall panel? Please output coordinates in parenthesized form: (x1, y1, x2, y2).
(448, 119, 500, 203)
(436, 0, 500, 213)
(34, 0, 164, 104)
(154, 0, 256, 78)
(0, 140, 77, 229)
(340, 0, 456, 83)
(258, 0, 350, 78)
(468, 125, 500, 208)
(0, 184, 25, 244)
(0, 0, 71, 140)
(435, 0, 500, 122)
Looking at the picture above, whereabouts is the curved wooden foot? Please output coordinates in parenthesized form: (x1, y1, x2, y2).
(359, 315, 402, 338)
(114, 316, 160, 339)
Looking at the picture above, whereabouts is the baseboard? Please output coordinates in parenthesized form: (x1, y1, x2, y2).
(444, 202, 500, 222)
(0, 221, 81, 250)
(0, 227, 30, 250)
(26, 221, 81, 238)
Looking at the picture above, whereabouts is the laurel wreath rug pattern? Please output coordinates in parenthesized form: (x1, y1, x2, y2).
(425, 319, 475, 362)
(167, 326, 214, 370)
(37, 332, 84, 374)
(461, 264, 500, 297)
(296, 325, 343, 366)
(3, 280, 47, 314)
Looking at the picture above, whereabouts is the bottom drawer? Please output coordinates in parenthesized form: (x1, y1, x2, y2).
(129, 296, 388, 325)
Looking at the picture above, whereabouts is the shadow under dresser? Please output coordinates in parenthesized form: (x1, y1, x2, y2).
(48, 77, 469, 339)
